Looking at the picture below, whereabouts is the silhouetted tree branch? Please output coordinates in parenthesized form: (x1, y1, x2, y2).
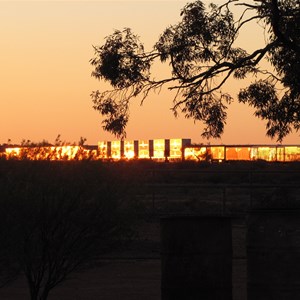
(90, 0, 300, 142)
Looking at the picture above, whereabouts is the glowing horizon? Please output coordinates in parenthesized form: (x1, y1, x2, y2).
(3, 142, 300, 162)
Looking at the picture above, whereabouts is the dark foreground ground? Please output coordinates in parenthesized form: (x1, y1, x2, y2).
(1, 160, 299, 300)
(0, 259, 161, 300)
(0, 217, 247, 300)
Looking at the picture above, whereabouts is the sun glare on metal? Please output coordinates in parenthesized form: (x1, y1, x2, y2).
(1, 140, 300, 162)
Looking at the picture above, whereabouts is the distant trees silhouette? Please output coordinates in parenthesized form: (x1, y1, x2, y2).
(0, 161, 139, 300)
(90, 0, 300, 142)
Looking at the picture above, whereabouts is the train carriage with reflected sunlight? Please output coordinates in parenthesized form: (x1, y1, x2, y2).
(184, 144, 300, 162)
(123, 140, 136, 160)
(138, 140, 150, 159)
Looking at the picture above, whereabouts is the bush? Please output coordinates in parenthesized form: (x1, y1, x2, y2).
(0, 161, 139, 300)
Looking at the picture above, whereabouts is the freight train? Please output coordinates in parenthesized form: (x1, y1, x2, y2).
(2, 138, 300, 162)
(98, 139, 300, 162)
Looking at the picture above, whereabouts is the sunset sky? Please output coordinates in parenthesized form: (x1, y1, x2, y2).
(0, 0, 299, 145)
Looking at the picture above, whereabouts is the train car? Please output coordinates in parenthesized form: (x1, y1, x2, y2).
(184, 144, 300, 162)
(99, 138, 192, 161)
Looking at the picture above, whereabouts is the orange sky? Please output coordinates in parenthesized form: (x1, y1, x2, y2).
(0, 0, 299, 145)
